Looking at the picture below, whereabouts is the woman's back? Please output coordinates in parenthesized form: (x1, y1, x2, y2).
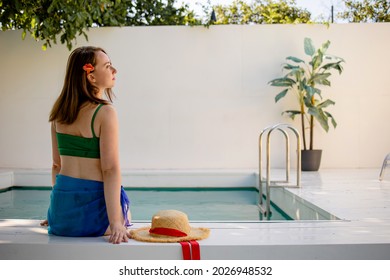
(53, 103, 104, 181)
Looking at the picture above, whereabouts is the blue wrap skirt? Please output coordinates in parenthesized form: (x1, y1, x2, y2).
(47, 174, 130, 237)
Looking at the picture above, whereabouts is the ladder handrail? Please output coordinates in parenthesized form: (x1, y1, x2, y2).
(258, 123, 301, 218)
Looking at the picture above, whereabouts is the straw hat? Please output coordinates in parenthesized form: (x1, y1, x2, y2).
(130, 210, 210, 243)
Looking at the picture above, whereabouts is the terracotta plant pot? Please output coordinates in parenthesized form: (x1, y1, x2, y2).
(301, 150, 322, 171)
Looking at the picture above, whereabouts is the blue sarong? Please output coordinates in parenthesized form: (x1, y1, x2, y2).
(47, 174, 130, 237)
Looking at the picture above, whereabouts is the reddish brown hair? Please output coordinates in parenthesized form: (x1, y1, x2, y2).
(49, 46, 114, 124)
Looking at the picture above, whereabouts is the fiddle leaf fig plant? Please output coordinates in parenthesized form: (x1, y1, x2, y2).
(269, 37, 345, 150)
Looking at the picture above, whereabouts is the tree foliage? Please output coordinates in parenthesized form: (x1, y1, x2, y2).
(125, 0, 199, 26)
(212, 0, 311, 24)
(339, 0, 390, 22)
(0, 0, 198, 50)
(269, 38, 345, 150)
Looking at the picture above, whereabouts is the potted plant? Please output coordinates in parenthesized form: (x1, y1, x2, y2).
(269, 37, 345, 171)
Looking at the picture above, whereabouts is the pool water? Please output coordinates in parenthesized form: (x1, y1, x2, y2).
(128, 187, 292, 221)
(0, 186, 339, 221)
(0, 187, 292, 221)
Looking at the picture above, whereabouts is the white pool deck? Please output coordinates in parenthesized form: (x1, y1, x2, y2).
(1, 168, 390, 260)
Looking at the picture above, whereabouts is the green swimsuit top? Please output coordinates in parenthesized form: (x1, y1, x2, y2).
(56, 104, 104, 159)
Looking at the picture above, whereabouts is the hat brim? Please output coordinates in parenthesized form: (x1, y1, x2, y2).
(130, 226, 210, 243)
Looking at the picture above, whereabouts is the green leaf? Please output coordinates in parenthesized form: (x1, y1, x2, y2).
(303, 85, 318, 101)
(286, 56, 304, 63)
(288, 67, 304, 79)
(311, 53, 323, 70)
(283, 63, 301, 70)
(318, 99, 335, 109)
(320, 79, 331, 86)
(303, 95, 314, 107)
(283, 110, 301, 120)
(309, 73, 331, 84)
(308, 107, 329, 132)
(304, 37, 315, 56)
(275, 89, 288, 103)
(320, 40, 331, 54)
(269, 77, 295, 87)
(30, 17, 36, 29)
(325, 111, 337, 128)
(321, 61, 344, 74)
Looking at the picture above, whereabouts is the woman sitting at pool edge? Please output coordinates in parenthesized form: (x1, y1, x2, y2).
(42, 46, 131, 244)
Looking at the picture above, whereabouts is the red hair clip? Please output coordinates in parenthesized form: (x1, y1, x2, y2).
(83, 63, 94, 74)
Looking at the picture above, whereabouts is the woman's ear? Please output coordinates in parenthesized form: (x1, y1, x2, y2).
(86, 73, 95, 84)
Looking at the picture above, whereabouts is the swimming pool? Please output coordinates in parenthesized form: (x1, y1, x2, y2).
(2, 169, 389, 261)
(0, 186, 338, 221)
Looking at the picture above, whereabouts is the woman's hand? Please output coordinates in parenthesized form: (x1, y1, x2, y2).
(40, 219, 49, 226)
(108, 222, 131, 244)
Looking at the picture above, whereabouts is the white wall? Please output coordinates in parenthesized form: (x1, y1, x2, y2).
(1, 24, 389, 170)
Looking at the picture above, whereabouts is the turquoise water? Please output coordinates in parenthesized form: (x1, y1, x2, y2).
(0, 187, 292, 221)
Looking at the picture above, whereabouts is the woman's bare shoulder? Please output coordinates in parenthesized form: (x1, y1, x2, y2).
(98, 104, 118, 123)
(101, 103, 116, 112)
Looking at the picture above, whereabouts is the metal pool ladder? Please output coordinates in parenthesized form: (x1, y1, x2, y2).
(379, 153, 390, 181)
(258, 123, 301, 219)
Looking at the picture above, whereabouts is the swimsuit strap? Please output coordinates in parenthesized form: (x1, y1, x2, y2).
(91, 104, 104, 138)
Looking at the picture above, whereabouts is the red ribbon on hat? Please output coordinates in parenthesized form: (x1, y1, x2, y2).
(148, 227, 201, 260)
(180, 241, 191, 260)
(149, 227, 188, 237)
(189, 240, 200, 260)
(180, 240, 200, 260)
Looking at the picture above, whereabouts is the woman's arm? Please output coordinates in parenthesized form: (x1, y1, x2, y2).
(51, 122, 61, 185)
(41, 123, 61, 227)
(99, 105, 130, 244)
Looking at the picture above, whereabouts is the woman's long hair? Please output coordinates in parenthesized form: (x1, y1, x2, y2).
(49, 46, 114, 124)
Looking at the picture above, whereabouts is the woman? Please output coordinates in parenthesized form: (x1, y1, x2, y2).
(45, 46, 131, 244)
